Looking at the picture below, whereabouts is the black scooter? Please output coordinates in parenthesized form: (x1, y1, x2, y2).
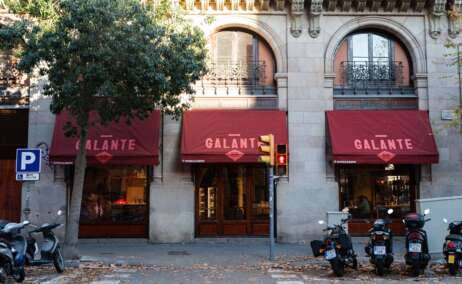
(365, 208, 394, 276)
(0, 220, 30, 283)
(403, 209, 431, 276)
(311, 213, 358, 277)
(442, 218, 462, 275)
(25, 211, 65, 273)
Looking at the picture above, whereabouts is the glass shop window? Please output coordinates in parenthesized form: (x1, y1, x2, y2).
(80, 166, 148, 224)
(338, 165, 416, 220)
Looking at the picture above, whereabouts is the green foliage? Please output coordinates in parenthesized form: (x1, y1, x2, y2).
(8, 0, 207, 131)
(3, 0, 59, 20)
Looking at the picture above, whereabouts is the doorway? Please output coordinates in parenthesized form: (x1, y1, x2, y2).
(0, 109, 28, 222)
(195, 164, 269, 237)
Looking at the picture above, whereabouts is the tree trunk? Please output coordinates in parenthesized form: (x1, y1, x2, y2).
(64, 126, 88, 259)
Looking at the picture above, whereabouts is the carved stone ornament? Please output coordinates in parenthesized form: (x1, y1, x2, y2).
(246, 0, 255, 10)
(384, 0, 396, 12)
(356, 0, 367, 12)
(448, 1, 462, 38)
(231, 0, 239, 10)
(185, 0, 195, 10)
(325, 0, 336, 11)
(370, 0, 381, 12)
(290, 0, 304, 37)
(429, 0, 447, 39)
(398, 0, 411, 12)
(342, 0, 352, 11)
(200, 0, 209, 11)
(276, 0, 285, 11)
(309, 0, 322, 38)
(414, 0, 426, 12)
(258, 0, 270, 10)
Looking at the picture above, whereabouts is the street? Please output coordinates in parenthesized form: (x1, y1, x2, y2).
(20, 240, 462, 284)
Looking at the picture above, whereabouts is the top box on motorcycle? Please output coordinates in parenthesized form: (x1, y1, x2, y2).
(404, 213, 425, 229)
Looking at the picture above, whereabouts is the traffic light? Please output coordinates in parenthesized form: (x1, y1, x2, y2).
(276, 144, 288, 176)
(258, 134, 274, 166)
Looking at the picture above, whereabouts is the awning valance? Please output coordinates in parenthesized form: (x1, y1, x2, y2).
(181, 110, 288, 163)
(49, 111, 160, 165)
(326, 110, 439, 164)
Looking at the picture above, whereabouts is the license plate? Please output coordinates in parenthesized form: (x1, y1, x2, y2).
(409, 243, 422, 253)
(448, 254, 455, 264)
(374, 246, 386, 255)
(325, 249, 336, 260)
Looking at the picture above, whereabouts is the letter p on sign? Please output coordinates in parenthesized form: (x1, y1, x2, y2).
(16, 149, 41, 173)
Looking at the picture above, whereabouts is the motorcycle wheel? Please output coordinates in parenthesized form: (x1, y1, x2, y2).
(0, 266, 6, 283)
(53, 247, 65, 273)
(330, 258, 345, 277)
(375, 260, 385, 276)
(448, 263, 458, 276)
(411, 260, 421, 277)
(12, 267, 25, 283)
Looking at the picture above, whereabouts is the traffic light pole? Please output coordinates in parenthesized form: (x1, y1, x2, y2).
(268, 165, 275, 261)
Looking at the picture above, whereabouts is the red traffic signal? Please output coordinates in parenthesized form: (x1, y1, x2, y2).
(276, 144, 288, 176)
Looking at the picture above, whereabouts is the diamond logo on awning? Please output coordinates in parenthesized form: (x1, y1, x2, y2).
(95, 151, 113, 164)
(226, 150, 244, 161)
(377, 151, 396, 163)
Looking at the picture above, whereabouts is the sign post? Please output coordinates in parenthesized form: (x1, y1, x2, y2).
(258, 134, 275, 260)
(16, 148, 41, 181)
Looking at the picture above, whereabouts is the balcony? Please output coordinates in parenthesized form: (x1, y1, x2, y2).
(0, 56, 29, 106)
(334, 61, 415, 97)
(197, 60, 276, 96)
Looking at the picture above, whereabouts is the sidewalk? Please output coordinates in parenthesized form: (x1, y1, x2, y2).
(77, 237, 421, 266)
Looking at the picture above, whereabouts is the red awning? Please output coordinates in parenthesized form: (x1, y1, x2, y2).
(181, 110, 288, 163)
(50, 111, 160, 165)
(326, 110, 438, 164)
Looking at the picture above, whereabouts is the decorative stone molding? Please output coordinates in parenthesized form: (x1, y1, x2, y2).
(370, 0, 381, 12)
(275, 0, 285, 11)
(414, 0, 427, 12)
(231, 0, 239, 10)
(429, 0, 447, 39)
(185, 0, 194, 10)
(216, 0, 225, 10)
(355, 0, 367, 12)
(448, 0, 462, 38)
(384, 0, 396, 12)
(309, 0, 322, 38)
(398, 0, 411, 12)
(342, 0, 352, 11)
(200, 0, 209, 11)
(246, 0, 255, 10)
(258, 0, 270, 10)
(290, 0, 304, 38)
(325, 0, 336, 11)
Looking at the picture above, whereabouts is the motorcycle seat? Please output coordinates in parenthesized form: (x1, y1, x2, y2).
(31, 223, 61, 233)
(446, 234, 462, 242)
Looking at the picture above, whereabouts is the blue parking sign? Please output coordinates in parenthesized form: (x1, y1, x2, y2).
(16, 149, 41, 173)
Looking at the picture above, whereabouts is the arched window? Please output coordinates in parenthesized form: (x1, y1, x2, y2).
(334, 31, 412, 95)
(202, 29, 276, 95)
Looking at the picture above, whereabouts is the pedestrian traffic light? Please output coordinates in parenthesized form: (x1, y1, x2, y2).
(258, 134, 274, 166)
(276, 144, 288, 176)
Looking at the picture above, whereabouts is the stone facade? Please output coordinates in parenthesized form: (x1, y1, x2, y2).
(3, 2, 462, 243)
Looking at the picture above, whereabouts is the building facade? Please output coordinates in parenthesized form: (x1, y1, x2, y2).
(1, 1, 462, 242)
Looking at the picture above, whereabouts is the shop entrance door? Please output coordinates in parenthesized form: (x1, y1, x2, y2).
(195, 165, 269, 237)
(0, 160, 21, 222)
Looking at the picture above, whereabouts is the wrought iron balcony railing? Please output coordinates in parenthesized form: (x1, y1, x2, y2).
(199, 60, 276, 95)
(335, 61, 415, 96)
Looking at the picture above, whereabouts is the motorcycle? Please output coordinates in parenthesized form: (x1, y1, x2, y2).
(25, 210, 65, 273)
(0, 220, 30, 283)
(403, 209, 431, 276)
(365, 208, 394, 276)
(311, 213, 358, 277)
(442, 218, 462, 275)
